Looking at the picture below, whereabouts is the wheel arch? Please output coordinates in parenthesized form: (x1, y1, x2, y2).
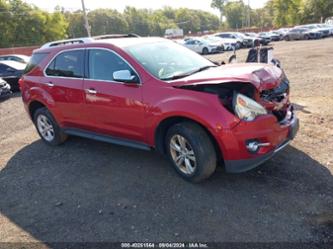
(28, 100, 47, 119)
(154, 116, 223, 164)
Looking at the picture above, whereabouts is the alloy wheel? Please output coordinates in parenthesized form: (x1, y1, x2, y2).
(37, 114, 55, 142)
(169, 134, 197, 175)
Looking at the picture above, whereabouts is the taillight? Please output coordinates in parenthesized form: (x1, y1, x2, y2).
(18, 78, 24, 90)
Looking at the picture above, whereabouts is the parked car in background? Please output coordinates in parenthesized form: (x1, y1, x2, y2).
(326, 17, 333, 26)
(215, 32, 243, 49)
(276, 28, 291, 37)
(284, 28, 322, 41)
(268, 31, 282, 41)
(297, 24, 330, 38)
(164, 28, 184, 39)
(0, 77, 11, 99)
(0, 54, 30, 64)
(20, 36, 299, 182)
(203, 36, 236, 51)
(0, 61, 25, 91)
(258, 32, 272, 45)
(243, 33, 262, 47)
(317, 24, 333, 36)
(232, 32, 253, 47)
(183, 38, 223, 54)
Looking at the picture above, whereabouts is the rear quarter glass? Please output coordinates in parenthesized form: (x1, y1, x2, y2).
(24, 52, 49, 74)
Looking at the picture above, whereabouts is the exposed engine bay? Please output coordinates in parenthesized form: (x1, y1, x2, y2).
(178, 78, 290, 123)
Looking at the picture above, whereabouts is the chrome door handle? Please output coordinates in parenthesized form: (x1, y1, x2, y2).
(85, 88, 97, 94)
(46, 82, 54, 87)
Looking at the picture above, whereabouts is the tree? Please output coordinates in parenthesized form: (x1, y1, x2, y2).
(211, 0, 228, 22)
(224, 1, 246, 29)
(88, 9, 129, 36)
(301, 0, 333, 23)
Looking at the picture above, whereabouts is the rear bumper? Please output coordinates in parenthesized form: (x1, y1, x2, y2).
(224, 114, 299, 173)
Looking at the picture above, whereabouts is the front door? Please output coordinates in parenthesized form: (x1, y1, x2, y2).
(83, 48, 145, 142)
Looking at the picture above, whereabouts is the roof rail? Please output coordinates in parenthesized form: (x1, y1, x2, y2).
(93, 33, 140, 40)
(40, 34, 140, 49)
(40, 37, 94, 49)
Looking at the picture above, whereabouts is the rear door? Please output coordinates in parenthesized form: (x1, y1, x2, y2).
(193, 40, 203, 53)
(43, 49, 87, 128)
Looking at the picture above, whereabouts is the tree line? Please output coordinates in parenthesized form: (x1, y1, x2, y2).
(212, 0, 333, 29)
(0, 0, 219, 47)
(0, 0, 332, 48)
(65, 6, 220, 38)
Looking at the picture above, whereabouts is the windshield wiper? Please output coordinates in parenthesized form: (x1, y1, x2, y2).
(161, 65, 217, 81)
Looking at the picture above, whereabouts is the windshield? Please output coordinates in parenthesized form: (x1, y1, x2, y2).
(124, 40, 214, 81)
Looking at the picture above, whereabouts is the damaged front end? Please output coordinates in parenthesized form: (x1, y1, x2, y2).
(173, 65, 299, 172)
(176, 75, 292, 125)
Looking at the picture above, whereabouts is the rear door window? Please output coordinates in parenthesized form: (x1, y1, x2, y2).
(45, 50, 84, 78)
(24, 52, 49, 74)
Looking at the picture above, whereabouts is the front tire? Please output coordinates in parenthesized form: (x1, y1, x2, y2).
(202, 47, 209, 55)
(165, 122, 217, 182)
(33, 107, 68, 146)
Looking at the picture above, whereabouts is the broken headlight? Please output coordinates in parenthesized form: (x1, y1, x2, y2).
(233, 93, 267, 121)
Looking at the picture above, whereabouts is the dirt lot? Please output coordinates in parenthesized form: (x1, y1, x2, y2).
(0, 39, 332, 245)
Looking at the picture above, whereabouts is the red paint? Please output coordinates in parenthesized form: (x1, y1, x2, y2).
(21, 40, 297, 165)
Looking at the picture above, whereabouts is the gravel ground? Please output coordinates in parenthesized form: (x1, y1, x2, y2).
(0, 39, 332, 245)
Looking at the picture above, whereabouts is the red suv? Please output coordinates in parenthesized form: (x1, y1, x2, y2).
(20, 36, 299, 182)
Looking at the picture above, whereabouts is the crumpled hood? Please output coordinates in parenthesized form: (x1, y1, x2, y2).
(171, 63, 284, 91)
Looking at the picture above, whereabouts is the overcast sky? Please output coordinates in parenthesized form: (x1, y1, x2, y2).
(24, 0, 268, 16)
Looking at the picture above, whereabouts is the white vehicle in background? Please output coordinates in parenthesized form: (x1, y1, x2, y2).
(182, 37, 223, 54)
(214, 32, 243, 49)
(202, 36, 236, 51)
(326, 17, 333, 25)
(164, 29, 184, 39)
(276, 28, 291, 36)
(317, 24, 333, 36)
(0, 54, 30, 64)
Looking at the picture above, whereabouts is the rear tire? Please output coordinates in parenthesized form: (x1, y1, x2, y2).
(33, 107, 68, 146)
(165, 122, 217, 182)
(285, 36, 290, 41)
(202, 47, 209, 55)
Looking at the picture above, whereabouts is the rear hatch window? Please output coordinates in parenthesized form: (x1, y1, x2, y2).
(24, 52, 49, 74)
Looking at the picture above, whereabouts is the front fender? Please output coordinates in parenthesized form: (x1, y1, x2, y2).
(144, 87, 239, 154)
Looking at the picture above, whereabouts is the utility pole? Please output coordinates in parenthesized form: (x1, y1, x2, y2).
(81, 0, 91, 37)
(248, 0, 251, 28)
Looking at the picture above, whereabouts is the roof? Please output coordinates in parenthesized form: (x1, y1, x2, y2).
(0, 60, 26, 70)
(93, 37, 168, 48)
(36, 37, 169, 53)
(39, 34, 142, 49)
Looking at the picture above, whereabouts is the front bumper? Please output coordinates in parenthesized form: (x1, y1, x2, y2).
(224, 113, 299, 173)
(210, 46, 224, 53)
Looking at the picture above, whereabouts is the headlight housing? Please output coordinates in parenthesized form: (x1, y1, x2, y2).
(233, 93, 267, 121)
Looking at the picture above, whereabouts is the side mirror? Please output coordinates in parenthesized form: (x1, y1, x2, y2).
(113, 70, 138, 84)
